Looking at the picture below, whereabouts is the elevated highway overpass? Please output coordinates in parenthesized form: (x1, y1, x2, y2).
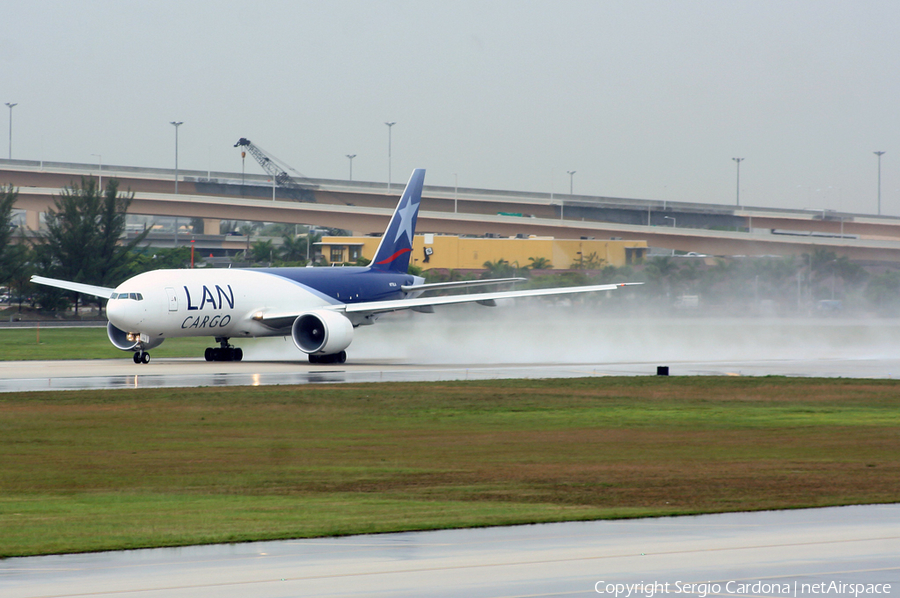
(4, 159, 900, 262)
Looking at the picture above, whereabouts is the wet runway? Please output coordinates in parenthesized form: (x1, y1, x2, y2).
(2, 504, 898, 598)
(4, 314, 900, 392)
(2, 355, 900, 392)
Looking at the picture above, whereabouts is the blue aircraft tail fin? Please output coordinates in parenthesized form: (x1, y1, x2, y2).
(370, 169, 426, 273)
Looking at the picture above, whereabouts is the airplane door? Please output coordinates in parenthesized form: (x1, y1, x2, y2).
(165, 287, 178, 311)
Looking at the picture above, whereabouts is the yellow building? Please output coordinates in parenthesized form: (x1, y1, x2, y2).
(317, 234, 647, 270)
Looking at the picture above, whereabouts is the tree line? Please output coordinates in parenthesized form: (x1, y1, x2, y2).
(3, 179, 900, 317)
(0, 179, 331, 315)
(442, 251, 900, 317)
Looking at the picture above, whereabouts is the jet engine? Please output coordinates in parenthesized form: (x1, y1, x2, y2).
(107, 322, 165, 351)
(291, 310, 354, 355)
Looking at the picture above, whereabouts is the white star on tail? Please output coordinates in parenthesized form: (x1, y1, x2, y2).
(393, 195, 418, 243)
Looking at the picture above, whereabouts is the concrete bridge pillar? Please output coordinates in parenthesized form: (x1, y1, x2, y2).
(25, 210, 41, 231)
(202, 218, 220, 235)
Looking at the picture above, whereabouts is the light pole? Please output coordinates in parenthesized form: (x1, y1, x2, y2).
(5, 103, 16, 160)
(828, 185, 844, 236)
(732, 158, 744, 207)
(170, 121, 183, 193)
(240, 148, 246, 188)
(346, 154, 356, 181)
(91, 154, 102, 191)
(567, 170, 576, 195)
(664, 216, 677, 255)
(385, 121, 395, 191)
(170, 121, 183, 247)
(874, 151, 886, 216)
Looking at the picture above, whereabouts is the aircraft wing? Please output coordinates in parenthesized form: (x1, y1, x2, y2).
(30, 275, 117, 299)
(251, 282, 641, 330)
(340, 282, 642, 316)
(400, 277, 527, 293)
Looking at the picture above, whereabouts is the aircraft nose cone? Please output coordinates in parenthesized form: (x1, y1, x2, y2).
(106, 294, 142, 328)
(106, 295, 124, 327)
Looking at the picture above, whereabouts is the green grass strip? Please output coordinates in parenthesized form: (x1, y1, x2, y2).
(0, 327, 209, 360)
(1, 377, 898, 556)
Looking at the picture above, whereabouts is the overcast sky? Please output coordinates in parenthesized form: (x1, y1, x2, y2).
(3, 0, 899, 214)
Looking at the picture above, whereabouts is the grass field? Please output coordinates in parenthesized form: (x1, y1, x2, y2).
(1, 376, 898, 557)
(0, 327, 210, 360)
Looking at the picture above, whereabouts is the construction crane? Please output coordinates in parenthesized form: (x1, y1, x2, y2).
(234, 138, 317, 203)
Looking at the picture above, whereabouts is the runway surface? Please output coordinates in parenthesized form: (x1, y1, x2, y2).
(4, 314, 900, 392)
(2, 355, 900, 393)
(2, 504, 897, 598)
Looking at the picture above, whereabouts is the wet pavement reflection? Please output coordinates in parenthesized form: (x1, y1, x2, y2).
(2, 358, 900, 393)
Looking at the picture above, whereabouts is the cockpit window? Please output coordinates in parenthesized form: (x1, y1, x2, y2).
(110, 293, 144, 301)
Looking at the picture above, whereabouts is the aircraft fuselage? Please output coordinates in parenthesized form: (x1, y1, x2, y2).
(107, 267, 419, 342)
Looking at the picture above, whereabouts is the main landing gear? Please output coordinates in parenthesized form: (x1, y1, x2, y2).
(133, 351, 151, 364)
(205, 337, 243, 362)
(308, 351, 347, 364)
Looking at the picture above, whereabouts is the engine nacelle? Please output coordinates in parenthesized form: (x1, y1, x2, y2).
(107, 322, 165, 351)
(291, 310, 354, 355)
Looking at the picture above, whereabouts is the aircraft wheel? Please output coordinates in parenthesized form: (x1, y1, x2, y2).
(133, 352, 141, 364)
(234, 348, 243, 362)
(308, 352, 345, 365)
(205, 348, 213, 362)
(140, 352, 151, 364)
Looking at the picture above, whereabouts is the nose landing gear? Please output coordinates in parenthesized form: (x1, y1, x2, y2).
(133, 351, 150, 364)
(204, 337, 243, 362)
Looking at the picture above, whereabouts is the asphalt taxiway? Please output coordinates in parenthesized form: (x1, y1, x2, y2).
(2, 504, 897, 598)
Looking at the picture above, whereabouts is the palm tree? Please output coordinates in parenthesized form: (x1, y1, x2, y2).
(279, 234, 308, 262)
(570, 252, 605, 270)
(643, 256, 679, 280)
(641, 256, 680, 300)
(527, 256, 552, 270)
(482, 258, 515, 278)
(250, 239, 276, 265)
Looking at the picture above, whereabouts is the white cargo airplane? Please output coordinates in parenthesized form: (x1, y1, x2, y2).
(32, 169, 640, 364)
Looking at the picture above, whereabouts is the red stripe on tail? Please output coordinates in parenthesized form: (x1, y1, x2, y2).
(375, 248, 412, 265)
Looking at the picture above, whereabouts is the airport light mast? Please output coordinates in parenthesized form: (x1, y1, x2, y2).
(5, 102, 16, 160)
(874, 151, 886, 216)
(346, 154, 356, 181)
(732, 157, 744, 207)
(385, 121, 396, 191)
